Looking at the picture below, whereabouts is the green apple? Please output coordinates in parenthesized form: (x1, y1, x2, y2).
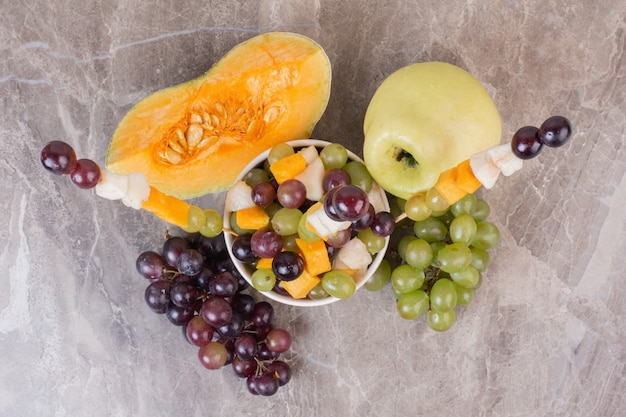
(363, 62, 501, 200)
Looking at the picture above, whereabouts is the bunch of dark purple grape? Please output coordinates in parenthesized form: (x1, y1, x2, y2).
(511, 115, 573, 159)
(137, 232, 292, 396)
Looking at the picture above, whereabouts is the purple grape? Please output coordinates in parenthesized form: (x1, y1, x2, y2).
(195, 233, 226, 257)
(185, 315, 214, 347)
(170, 281, 199, 308)
(265, 328, 292, 353)
(192, 266, 215, 291)
(165, 302, 195, 326)
(208, 271, 239, 297)
(331, 185, 370, 221)
(254, 372, 280, 396)
(371, 211, 395, 237)
(231, 293, 255, 316)
(267, 360, 291, 386)
(277, 179, 306, 209)
(234, 333, 258, 360)
(250, 301, 274, 328)
(201, 296, 233, 327)
(272, 251, 304, 281)
(351, 204, 375, 232)
(136, 251, 166, 280)
(250, 227, 283, 258)
(144, 280, 171, 313)
(326, 228, 351, 248)
(162, 236, 191, 267)
(511, 126, 543, 159)
(323, 187, 343, 221)
(70, 158, 101, 189)
(232, 357, 258, 378)
(256, 342, 280, 361)
(231, 234, 256, 263)
(40, 141, 77, 175)
(322, 168, 351, 192)
(539, 115, 573, 147)
(246, 375, 260, 395)
(176, 248, 204, 276)
(216, 311, 244, 339)
(251, 182, 276, 207)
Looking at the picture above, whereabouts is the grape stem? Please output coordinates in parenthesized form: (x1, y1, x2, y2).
(394, 212, 408, 223)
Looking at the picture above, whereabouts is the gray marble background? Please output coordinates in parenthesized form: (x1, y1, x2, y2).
(1, 1, 625, 416)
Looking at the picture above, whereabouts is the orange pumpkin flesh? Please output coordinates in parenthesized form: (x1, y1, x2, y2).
(106, 32, 332, 199)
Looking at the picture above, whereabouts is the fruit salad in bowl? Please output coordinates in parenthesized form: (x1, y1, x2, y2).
(223, 139, 392, 307)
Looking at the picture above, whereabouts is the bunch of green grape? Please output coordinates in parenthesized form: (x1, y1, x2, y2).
(365, 192, 500, 331)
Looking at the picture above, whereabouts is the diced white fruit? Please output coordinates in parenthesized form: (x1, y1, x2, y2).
(487, 144, 524, 176)
(298, 145, 319, 165)
(224, 180, 255, 212)
(333, 238, 372, 272)
(295, 157, 325, 201)
(122, 173, 151, 209)
(306, 204, 351, 239)
(95, 170, 129, 200)
(469, 150, 500, 189)
(367, 182, 387, 213)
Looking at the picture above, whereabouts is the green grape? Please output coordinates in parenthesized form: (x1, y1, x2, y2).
(390, 197, 407, 219)
(472, 198, 490, 221)
(429, 278, 457, 311)
(251, 268, 277, 292)
(365, 259, 391, 291)
(186, 205, 206, 233)
(357, 228, 386, 254)
(470, 247, 491, 271)
(449, 214, 477, 245)
(271, 207, 302, 236)
(282, 234, 299, 252)
(268, 143, 294, 164)
(430, 241, 446, 264)
(390, 284, 403, 299)
(425, 187, 450, 213)
(455, 283, 474, 305)
(264, 202, 282, 219)
(472, 221, 500, 249)
(427, 308, 456, 331)
(297, 212, 321, 243)
(405, 193, 432, 221)
(396, 290, 429, 320)
(413, 217, 448, 242)
(229, 212, 254, 235)
(343, 161, 373, 192)
(391, 264, 425, 294)
(322, 271, 356, 299)
(436, 210, 455, 227)
(404, 238, 433, 270)
(319, 143, 348, 170)
(398, 235, 417, 261)
(436, 243, 472, 273)
(244, 168, 270, 187)
(450, 193, 477, 217)
(199, 209, 224, 237)
(450, 265, 480, 288)
(308, 282, 329, 300)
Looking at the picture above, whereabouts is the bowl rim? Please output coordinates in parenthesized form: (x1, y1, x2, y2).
(223, 139, 390, 307)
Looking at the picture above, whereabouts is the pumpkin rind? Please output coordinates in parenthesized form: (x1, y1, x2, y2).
(106, 32, 332, 199)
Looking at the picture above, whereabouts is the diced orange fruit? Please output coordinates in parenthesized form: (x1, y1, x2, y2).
(455, 159, 482, 194)
(256, 258, 273, 269)
(235, 206, 270, 230)
(433, 167, 467, 205)
(141, 186, 190, 229)
(281, 269, 321, 299)
(270, 152, 306, 183)
(295, 238, 331, 276)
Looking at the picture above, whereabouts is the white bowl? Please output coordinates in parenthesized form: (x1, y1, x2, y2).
(224, 139, 390, 307)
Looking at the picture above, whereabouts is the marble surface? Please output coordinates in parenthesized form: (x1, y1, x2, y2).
(1, 1, 625, 416)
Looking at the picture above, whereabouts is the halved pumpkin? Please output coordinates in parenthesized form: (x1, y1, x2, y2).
(106, 32, 332, 199)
